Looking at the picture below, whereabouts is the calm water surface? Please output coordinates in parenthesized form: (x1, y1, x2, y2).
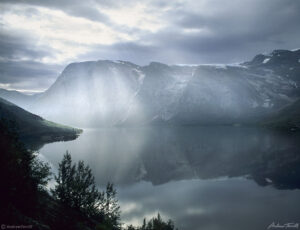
(39, 127, 300, 230)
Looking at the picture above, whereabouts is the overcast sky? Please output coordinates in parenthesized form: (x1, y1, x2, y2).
(0, 0, 300, 93)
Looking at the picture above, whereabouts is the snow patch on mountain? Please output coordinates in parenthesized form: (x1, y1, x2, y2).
(263, 58, 270, 64)
(26, 49, 300, 127)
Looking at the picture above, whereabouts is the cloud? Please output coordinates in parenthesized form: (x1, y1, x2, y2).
(0, 31, 54, 61)
(0, 0, 299, 91)
(0, 60, 61, 92)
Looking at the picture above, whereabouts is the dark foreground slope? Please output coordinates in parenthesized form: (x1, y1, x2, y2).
(0, 122, 103, 230)
(0, 122, 177, 230)
(0, 97, 82, 146)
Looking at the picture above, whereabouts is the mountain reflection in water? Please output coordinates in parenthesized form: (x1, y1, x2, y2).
(39, 126, 300, 230)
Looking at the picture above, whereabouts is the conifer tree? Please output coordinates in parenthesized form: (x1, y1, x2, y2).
(52, 151, 121, 229)
(52, 151, 103, 218)
(99, 182, 121, 229)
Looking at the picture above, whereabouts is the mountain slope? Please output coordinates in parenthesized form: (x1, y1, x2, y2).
(263, 99, 300, 131)
(0, 88, 40, 109)
(24, 49, 300, 127)
(0, 97, 82, 143)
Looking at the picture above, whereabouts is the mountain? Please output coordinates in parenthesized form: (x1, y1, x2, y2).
(263, 99, 300, 131)
(138, 126, 300, 189)
(0, 97, 82, 146)
(31, 60, 143, 127)
(16, 49, 300, 127)
(0, 88, 40, 109)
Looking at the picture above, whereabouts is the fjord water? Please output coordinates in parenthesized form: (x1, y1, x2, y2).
(39, 127, 300, 230)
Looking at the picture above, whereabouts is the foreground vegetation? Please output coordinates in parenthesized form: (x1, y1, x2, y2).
(0, 120, 178, 230)
(125, 214, 176, 230)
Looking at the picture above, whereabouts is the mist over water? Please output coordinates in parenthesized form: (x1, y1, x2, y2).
(39, 126, 300, 229)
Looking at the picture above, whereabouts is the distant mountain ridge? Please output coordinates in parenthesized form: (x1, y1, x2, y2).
(0, 88, 36, 109)
(1, 49, 300, 127)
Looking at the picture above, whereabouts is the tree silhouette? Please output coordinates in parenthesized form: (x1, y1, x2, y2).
(52, 151, 121, 229)
(0, 119, 51, 222)
(125, 213, 177, 230)
(99, 182, 121, 229)
(52, 151, 103, 218)
(51, 151, 75, 207)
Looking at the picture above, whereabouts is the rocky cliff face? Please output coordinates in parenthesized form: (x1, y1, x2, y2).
(18, 49, 300, 127)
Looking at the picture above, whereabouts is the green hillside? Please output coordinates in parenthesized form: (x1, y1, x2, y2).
(0, 97, 82, 145)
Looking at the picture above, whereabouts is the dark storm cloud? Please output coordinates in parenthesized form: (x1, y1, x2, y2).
(77, 0, 300, 64)
(0, 60, 62, 91)
(0, 0, 300, 91)
(164, 0, 300, 62)
(0, 31, 61, 91)
(0, 60, 60, 82)
(0, 32, 52, 61)
(129, 0, 300, 63)
(77, 42, 160, 65)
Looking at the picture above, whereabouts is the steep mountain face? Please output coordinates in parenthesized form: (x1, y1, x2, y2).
(244, 49, 300, 95)
(263, 99, 300, 130)
(28, 49, 300, 127)
(32, 61, 144, 126)
(0, 97, 82, 145)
